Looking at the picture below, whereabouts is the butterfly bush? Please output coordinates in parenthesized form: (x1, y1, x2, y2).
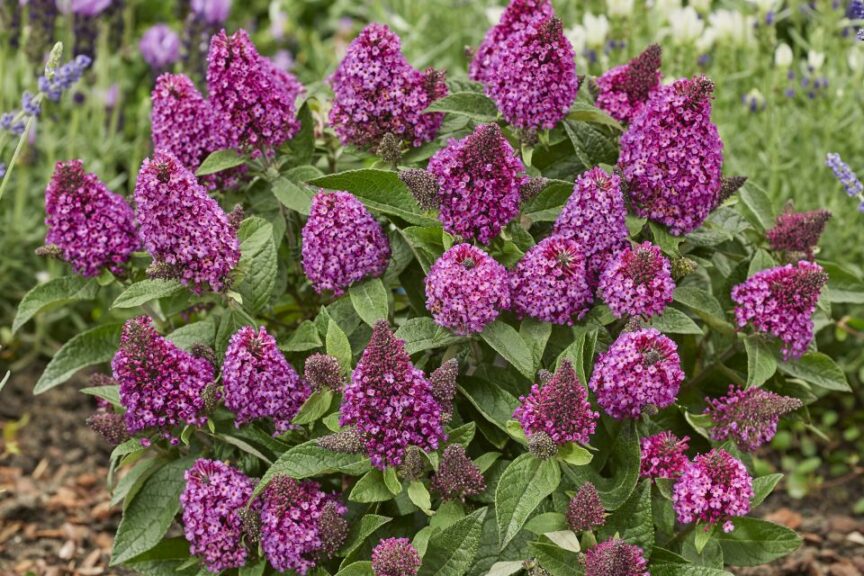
(26, 13, 847, 576)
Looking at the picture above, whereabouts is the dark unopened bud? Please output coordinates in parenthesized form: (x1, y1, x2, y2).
(522, 559, 551, 576)
(201, 382, 221, 413)
(190, 344, 217, 368)
(87, 411, 130, 445)
(537, 369, 554, 386)
(227, 204, 245, 230)
(670, 256, 697, 281)
(623, 317, 643, 333)
(377, 133, 403, 167)
(398, 445, 426, 481)
(429, 359, 458, 418)
(371, 538, 421, 576)
(520, 176, 547, 201)
(318, 501, 349, 558)
(527, 432, 558, 460)
(716, 175, 747, 206)
(567, 482, 605, 532)
(317, 427, 366, 454)
(431, 444, 486, 500)
(89, 373, 116, 388)
(239, 507, 261, 543)
(623, 44, 662, 104)
(146, 260, 178, 281)
(35, 244, 63, 259)
(399, 168, 440, 211)
(304, 353, 345, 392)
(518, 128, 539, 147)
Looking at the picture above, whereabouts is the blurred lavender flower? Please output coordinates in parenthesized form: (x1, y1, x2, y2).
(65, 0, 113, 16)
(0, 163, 6, 179)
(1, 0, 23, 49)
(190, 0, 231, 25)
(140, 24, 181, 71)
(826, 153, 864, 197)
(742, 88, 765, 112)
(38, 55, 91, 101)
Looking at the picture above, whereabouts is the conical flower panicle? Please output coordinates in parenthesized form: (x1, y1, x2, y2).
(510, 235, 593, 325)
(673, 449, 753, 533)
(619, 75, 724, 235)
(429, 359, 459, 418)
(431, 444, 486, 500)
(566, 482, 605, 532)
(731, 261, 827, 360)
(222, 326, 311, 434)
(134, 150, 240, 293)
(640, 431, 690, 479)
(766, 208, 831, 259)
(112, 316, 214, 441)
(598, 241, 675, 319)
(179, 459, 256, 572)
(340, 322, 445, 469)
(705, 385, 803, 452)
(44, 160, 139, 277)
(425, 244, 511, 335)
(584, 539, 649, 576)
(329, 23, 447, 150)
(206, 29, 301, 151)
(301, 191, 391, 296)
(304, 353, 345, 392)
(371, 538, 421, 576)
(428, 124, 527, 244)
(513, 360, 598, 446)
(596, 44, 662, 124)
(589, 328, 683, 419)
(469, 0, 554, 83)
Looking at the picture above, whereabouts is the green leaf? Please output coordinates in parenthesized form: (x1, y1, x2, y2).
(335, 562, 374, 576)
(567, 101, 623, 131)
(272, 176, 314, 215)
(408, 480, 432, 511)
(112, 279, 184, 309)
(520, 318, 552, 374)
(13, 276, 99, 333)
(650, 566, 733, 576)
(528, 541, 583, 576)
(284, 100, 315, 165)
(543, 531, 582, 553)
(556, 443, 592, 466)
(282, 320, 323, 352)
(81, 384, 120, 407)
(495, 454, 561, 550)
(418, 507, 488, 576)
(384, 467, 402, 495)
(310, 169, 437, 226)
(339, 515, 392, 557)
(716, 518, 801, 566)
(448, 422, 477, 447)
(236, 217, 278, 313)
(563, 120, 618, 168)
(239, 560, 267, 576)
(458, 377, 520, 435)
(650, 308, 703, 335)
(394, 317, 465, 355)
(167, 318, 217, 351)
(521, 179, 572, 223)
(819, 261, 864, 303)
(350, 469, 396, 503)
(34, 323, 122, 394)
(112, 458, 165, 508)
(255, 441, 370, 497)
(779, 352, 850, 392)
(748, 249, 776, 277)
(196, 148, 245, 176)
(485, 561, 525, 576)
(650, 222, 682, 256)
(673, 287, 725, 318)
(349, 278, 389, 326)
(481, 320, 535, 380)
(327, 319, 353, 372)
(292, 390, 334, 425)
(751, 473, 783, 507)
(738, 182, 774, 231)
(111, 457, 193, 565)
(744, 336, 777, 388)
(474, 452, 502, 474)
(694, 525, 714, 554)
(602, 479, 654, 553)
(401, 225, 445, 273)
(425, 92, 498, 122)
(524, 512, 567, 535)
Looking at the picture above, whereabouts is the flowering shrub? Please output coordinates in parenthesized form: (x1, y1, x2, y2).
(15, 5, 855, 575)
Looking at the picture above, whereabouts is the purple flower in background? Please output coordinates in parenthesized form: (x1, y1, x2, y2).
(598, 242, 675, 319)
(340, 321, 445, 469)
(731, 261, 827, 360)
(766, 208, 831, 259)
(112, 316, 214, 441)
(514, 361, 598, 446)
(826, 152, 864, 197)
(139, 24, 181, 70)
(66, 0, 112, 16)
(134, 150, 240, 293)
(38, 55, 91, 101)
(301, 191, 391, 296)
(428, 124, 527, 244)
(590, 328, 684, 419)
(43, 160, 139, 277)
(329, 23, 447, 149)
(260, 476, 347, 575)
(207, 29, 301, 151)
(640, 431, 689, 479)
(584, 539, 649, 576)
(431, 444, 486, 500)
(425, 244, 511, 335)
(619, 76, 724, 235)
(553, 167, 628, 290)
(567, 482, 605, 532)
(596, 44, 662, 124)
(190, 0, 231, 24)
(510, 235, 593, 325)
(470, 0, 554, 83)
(371, 538, 421, 576)
(180, 459, 255, 572)
(705, 385, 803, 452)
(223, 326, 311, 434)
(673, 449, 753, 533)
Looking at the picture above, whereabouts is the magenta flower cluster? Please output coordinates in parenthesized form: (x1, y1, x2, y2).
(112, 316, 214, 441)
(179, 459, 255, 572)
(510, 235, 593, 325)
(371, 538, 421, 576)
(584, 539, 649, 576)
(43, 160, 139, 277)
(589, 328, 684, 419)
(705, 385, 802, 452)
(598, 242, 675, 319)
(340, 322, 445, 469)
(514, 361, 598, 446)
(134, 150, 240, 293)
(329, 23, 446, 150)
(425, 243, 510, 335)
(619, 76, 724, 235)
(553, 167, 628, 290)
(301, 191, 391, 296)
(640, 431, 690, 479)
(731, 261, 828, 360)
(481, 15, 579, 130)
(595, 44, 662, 124)
(766, 209, 831, 259)
(672, 449, 753, 533)
(207, 29, 301, 151)
(469, 0, 553, 83)
(427, 124, 527, 244)
(260, 476, 347, 575)
(223, 326, 311, 434)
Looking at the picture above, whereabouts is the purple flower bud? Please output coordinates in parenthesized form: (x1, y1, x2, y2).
(596, 44, 662, 124)
(429, 359, 458, 418)
(766, 209, 831, 259)
(190, 0, 230, 25)
(640, 431, 689, 479)
(399, 168, 440, 211)
(305, 353, 345, 392)
(566, 482, 605, 532)
(86, 410, 129, 445)
(317, 427, 367, 454)
(139, 24, 181, 70)
(826, 152, 864, 197)
(371, 538, 421, 576)
(673, 449, 753, 532)
(431, 444, 486, 500)
(705, 385, 803, 452)
(68, 0, 112, 16)
(585, 539, 649, 576)
(598, 241, 675, 319)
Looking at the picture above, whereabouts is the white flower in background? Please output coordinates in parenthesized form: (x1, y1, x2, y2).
(774, 43, 794, 67)
(486, 6, 505, 25)
(651, 0, 682, 18)
(750, 0, 779, 13)
(808, 50, 826, 70)
(849, 46, 864, 72)
(269, 2, 288, 41)
(742, 88, 766, 112)
(607, 0, 635, 18)
(36, 271, 50, 284)
(696, 27, 717, 53)
(583, 12, 610, 47)
(689, 0, 712, 12)
(709, 9, 756, 47)
(566, 24, 588, 56)
(667, 7, 704, 44)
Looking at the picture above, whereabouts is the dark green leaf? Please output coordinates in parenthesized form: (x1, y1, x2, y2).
(349, 278, 389, 326)
(339, 515, 392, 557)
(650, 566, 733, 576)
(255, 441, 370, 497)
(819, 261, 864, 304)
(327, 319, 353, 373)
(458, 377, 520, 434)
(35, 323, 122, 394)
(13, 276, 99, 333)
(744, 336, 777, 388)
(521, 179, 572, 223)
(196, 148, 245, 176)
(418, 507, 488, 576)
(81, 384, 120, 407)
(601, 479, 654, 553)
(112, 279, 184, 310)
(751, 473, 783, 507)
(520, 318, 552, 374)
(649, 222, 682, 256)
(284, 100, 315, 165)
(281, 320, 323, 352)
(779, 352, 850, 392)
(335, 562, 374, 576)
(425, 92, 498, 122)
(350, 469, 396, 503)
(236, 217, 278, 313)
(167, 318, 217, 351)
(716, 518, 801, 566)
(528, 541, 583, 576)
(650, 308, 703, 335)
(293, 390, 334, 425)
(394, 317, 465, 355)
(567, 101, 623, 131)
(496, 454, 561, 550)
(748, 249, 776, 277)
(563, 120, 618, 168)
(272, 176, 314, 215)
(738, 182, 774, 231)
(481, 320, 535, 380)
